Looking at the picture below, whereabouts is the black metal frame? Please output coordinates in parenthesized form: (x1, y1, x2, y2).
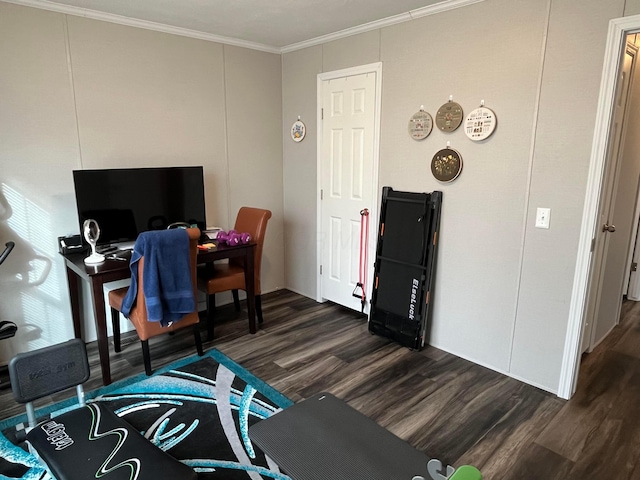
(368, 187, 443, 350)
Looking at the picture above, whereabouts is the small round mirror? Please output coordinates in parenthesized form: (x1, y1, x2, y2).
(83, 219, 105, 265)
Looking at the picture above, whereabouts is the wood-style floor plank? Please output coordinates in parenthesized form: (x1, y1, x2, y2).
(3, 289, 640, 480)
(504, 443, 574, 480)
(612, 301, 640, 360)
(457, 386, 565, 479)
(535, 348, 636, 462)
(564, 360, 640, 479)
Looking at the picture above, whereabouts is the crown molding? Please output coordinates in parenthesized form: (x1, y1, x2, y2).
(281, 12, 412, 54)
(1, 0, 281, 54)
(410, 0, 484, 20)
(281, 0, 484, 53)
(3, 0, 483, 55)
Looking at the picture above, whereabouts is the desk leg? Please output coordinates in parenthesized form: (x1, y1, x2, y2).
(245, 246, 256, 334)
(90, 277, 112, 385)
(65, 266, 82, 339)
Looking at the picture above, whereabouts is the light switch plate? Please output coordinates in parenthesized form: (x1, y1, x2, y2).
(536, 208, 551, 229)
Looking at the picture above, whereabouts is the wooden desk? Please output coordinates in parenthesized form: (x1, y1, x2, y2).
(61, 242, 256, 385)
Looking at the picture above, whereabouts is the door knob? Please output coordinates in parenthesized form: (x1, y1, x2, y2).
(602, 224, 616, 233)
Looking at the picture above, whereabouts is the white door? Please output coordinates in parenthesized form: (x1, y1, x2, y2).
(319, 70, 378, 313)
(582, 43, 638, 352)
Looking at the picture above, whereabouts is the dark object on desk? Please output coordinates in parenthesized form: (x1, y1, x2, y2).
(108, 228, 203, 376)
(97, 244, 119, 254)
(368, 187, 442, 350)
(8, 338, 197, 480)
(58, 234, 86, 255)
(166, 221, 192, 229)
(197, 206, 271, 340)
(106, 254, 128, 261)
(249, 392, 434, 480)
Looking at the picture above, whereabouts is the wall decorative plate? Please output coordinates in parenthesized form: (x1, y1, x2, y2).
(464, 106, 497, 141)
(431, 147, 463, 182)
(291, 119, 306, 142)
(435, 101, 463, 132)
(408, 109, 433, 140)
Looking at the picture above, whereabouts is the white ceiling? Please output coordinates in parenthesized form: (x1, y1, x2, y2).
(5, 0, 478, 52)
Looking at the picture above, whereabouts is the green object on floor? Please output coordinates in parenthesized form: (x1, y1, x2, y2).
(450, 465, 482, 480)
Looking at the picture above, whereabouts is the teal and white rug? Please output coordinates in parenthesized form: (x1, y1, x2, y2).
(0, 349, 293, 480)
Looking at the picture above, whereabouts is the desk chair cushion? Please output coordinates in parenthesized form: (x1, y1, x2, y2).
(197, 262, 246, 293)
(27, 402, 197, 480)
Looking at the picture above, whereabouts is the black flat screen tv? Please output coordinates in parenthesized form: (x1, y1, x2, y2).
(72, 166, 206, 247)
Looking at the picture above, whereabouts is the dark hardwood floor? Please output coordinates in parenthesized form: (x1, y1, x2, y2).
(2, 289, 640, 479)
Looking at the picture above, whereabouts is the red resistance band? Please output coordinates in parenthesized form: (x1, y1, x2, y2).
(352, 208, 369, 312)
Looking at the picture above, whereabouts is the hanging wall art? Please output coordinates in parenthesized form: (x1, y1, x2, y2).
(431, 146, 463, 183)
(291, 117, 306, 142)
(408, 106, 433, 140)
(464, 101, 497, 141)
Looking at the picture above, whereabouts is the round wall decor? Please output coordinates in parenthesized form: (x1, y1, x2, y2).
(431, 147, 463, 182)
(291, 119, 306, 142)
(464, 106, 497, 141)
(408, 110, 433, 140)
(435, 101, 463, 132)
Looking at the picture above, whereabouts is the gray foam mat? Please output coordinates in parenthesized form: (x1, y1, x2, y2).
(249, 392, 432, 480)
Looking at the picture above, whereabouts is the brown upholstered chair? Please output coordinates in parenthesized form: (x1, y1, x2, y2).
(108, 227, 203, 375)
(198, 207, 272, 338)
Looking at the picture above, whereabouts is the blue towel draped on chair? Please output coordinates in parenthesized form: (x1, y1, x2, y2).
(121, 229, 195, 327)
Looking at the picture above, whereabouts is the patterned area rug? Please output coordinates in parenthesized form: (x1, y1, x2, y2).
(0, 349, 293, 480)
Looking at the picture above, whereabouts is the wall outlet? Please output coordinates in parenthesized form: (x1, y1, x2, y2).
(536, 207, 551, 229)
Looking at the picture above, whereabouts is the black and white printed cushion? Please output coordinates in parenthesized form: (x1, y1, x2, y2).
(26, 402, 197, 480)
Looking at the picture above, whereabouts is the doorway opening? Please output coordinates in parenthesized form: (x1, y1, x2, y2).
(561, 15, 640, 399)
(581, 39, 639, 355)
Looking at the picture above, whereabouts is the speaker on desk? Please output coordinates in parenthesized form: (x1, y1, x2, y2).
(58, 235, 86, 255)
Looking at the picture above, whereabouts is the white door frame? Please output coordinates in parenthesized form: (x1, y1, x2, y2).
(316, 62, 383, 303)
(559, 14, 640, 399)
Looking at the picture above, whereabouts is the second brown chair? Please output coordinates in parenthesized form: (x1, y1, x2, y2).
(198, 207, 272, 339)
(109, 227, 203, 375)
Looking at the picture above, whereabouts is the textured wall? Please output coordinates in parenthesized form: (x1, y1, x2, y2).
(282, 0, 630, 393)
(0, 2, 284, 362)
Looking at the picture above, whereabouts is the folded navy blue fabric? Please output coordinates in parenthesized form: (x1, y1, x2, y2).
(121, 229, 195, 327)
